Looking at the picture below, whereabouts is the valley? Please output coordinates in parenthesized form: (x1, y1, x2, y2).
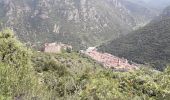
(0, 0, 170, 100)
(0, 0, 157, 50)
(99, 5, 170, 71)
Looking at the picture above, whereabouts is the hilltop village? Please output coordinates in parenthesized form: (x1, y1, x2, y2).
(43, 43, 138, 71)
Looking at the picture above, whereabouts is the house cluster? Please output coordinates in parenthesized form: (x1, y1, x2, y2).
(43, 43, 138, 71)
(43, 42, 72, 53)
(83, 47, 138, 71)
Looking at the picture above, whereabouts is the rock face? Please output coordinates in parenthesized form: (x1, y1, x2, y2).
(0, 0, 156, 50)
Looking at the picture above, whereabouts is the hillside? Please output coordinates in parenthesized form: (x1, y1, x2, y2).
(0, 29, 170, 99)
(128, 0, 170, 10)
(147, 0, 170, 10)
(153, 6, 170, 22)
(98, 6, 170, 71)
(0, 1, 170, 100)
(0, 0, 156, 50)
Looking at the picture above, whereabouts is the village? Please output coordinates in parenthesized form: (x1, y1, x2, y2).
(43, 42, 138, 71)
(82, 47, 138, 71)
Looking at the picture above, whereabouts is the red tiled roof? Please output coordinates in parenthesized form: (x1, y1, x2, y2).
(84, 48, 138, 71)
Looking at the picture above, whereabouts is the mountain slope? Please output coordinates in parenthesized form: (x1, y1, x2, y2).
(98, 6, 170, 70)
(130, 0, 170, 10)
(153, 6, 170, 22)
(0, 0, 156, 50)
(147, 0, 170, 9)
(1, 29, 170, 100)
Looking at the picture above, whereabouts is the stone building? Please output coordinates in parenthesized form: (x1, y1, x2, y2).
(44, 42, 72, 53)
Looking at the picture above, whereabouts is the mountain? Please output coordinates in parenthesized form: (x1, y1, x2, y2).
(118, 0, 157, 27)
(127, 0, 170, 15)
(147, 0, 170, 10)
(0, 0, 156, 50)
(132, 0, 170, 10)
(98, 6, 170, 71)
(153, 6, 170, 22)
(1, 28, 170, 100)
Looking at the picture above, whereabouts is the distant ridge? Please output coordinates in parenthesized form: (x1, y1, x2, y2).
(98, 6, 170, 70)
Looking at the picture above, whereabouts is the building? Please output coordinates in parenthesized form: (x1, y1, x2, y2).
(44, 42, 72, 53)
(84, 47, 138, 71)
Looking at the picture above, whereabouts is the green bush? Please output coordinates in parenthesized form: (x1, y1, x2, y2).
(0, 29, 48, 99)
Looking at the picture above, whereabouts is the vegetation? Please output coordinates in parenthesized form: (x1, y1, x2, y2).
(0, 29, 49, 99)
(99, 16, 170, 71)
(0, 29, 170, 100)
(31, 51, 170, 100)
